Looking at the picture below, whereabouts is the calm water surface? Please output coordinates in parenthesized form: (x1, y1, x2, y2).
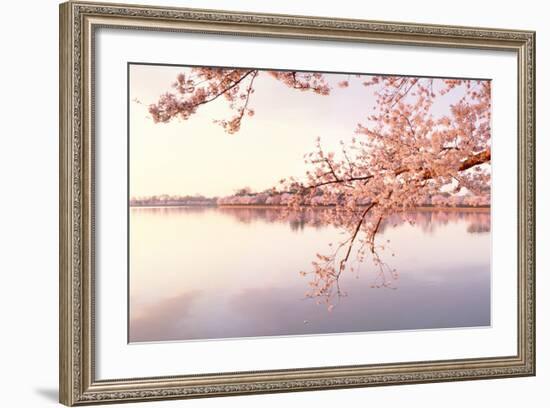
(129, 207, 491, 342)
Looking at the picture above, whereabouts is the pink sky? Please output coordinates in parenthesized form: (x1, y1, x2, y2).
(129, 64, 473, 198)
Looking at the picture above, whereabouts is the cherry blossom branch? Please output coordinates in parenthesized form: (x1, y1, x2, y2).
(196, 70, 256, 107)
(338, 202, 376, 275)
(147, 69, 492, 310)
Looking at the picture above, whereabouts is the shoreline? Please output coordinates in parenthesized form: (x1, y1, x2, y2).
(130, 204, 490, 212)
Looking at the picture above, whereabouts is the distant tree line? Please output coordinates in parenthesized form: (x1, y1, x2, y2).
(131, 187, 489, 208)
(130, 194, 217, 207)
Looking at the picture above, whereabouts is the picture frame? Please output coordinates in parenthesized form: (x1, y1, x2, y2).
(59, 1, 536, 405)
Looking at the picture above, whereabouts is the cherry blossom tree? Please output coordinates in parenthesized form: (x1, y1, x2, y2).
(148, 68, 491, 308)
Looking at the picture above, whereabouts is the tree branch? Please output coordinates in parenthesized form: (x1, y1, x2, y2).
(338, 202, 376, 275)
(194, 70, 256, 108)
(232, 71, 258, 125)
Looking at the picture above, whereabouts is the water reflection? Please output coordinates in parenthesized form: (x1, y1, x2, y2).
(129, 207, 491, 342)
(132, 205, 491, 234)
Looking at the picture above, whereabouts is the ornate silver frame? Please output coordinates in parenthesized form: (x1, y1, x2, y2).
(59, 1, 536, 405)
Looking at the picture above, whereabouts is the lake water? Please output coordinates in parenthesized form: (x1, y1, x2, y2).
(129, 207, 491, 343)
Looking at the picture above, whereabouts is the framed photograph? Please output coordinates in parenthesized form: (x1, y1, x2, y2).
(59, 1, 536, 405)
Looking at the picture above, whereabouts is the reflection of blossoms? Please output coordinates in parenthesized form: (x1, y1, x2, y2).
(133, 206, 490, 234)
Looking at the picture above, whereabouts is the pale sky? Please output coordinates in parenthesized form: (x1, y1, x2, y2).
(129, 64, 473, 198)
